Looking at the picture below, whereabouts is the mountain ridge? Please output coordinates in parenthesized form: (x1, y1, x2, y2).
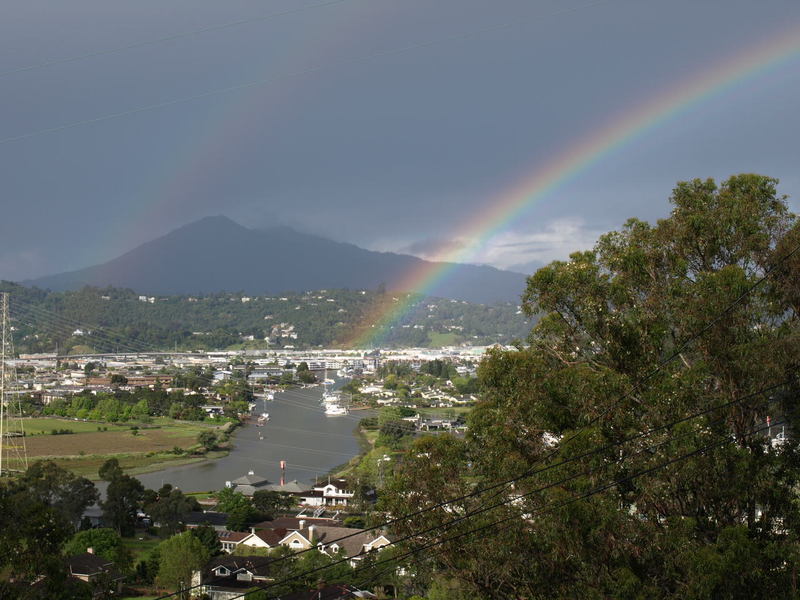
(25, 216, 527, 304)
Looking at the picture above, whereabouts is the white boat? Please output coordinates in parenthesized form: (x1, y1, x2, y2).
(322, 390, 340, 403)
(257, 412, 270, 425)
(324, 403, 348, 416)
(323, 378, 335, 385)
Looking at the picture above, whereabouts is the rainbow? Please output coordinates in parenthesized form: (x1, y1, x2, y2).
(348, 23, 800, 348)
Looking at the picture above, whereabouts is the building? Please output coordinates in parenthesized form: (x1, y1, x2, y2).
(227, 471, 272, 496)
(299, 478, 354, 507)
(192, 555, 273, 600)
(279, 525, 392, 566)
(66, 550, 125, 598)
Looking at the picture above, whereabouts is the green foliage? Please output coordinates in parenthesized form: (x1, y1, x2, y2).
(197, 430, 218, 451)
(297, 369, 317, 384)
(63, 528, 132, 571)
(142, 484, 199, 537)
(156, 532, 210, 593)
(2, 284, 531, 353)
(189, 523, 222, 557)
(15, 460, 99, 525)
(252, 490, 295, 518)
(100, 459, 145, 536)
(215, 487, 258, 531)
(383, 175, 800, 599)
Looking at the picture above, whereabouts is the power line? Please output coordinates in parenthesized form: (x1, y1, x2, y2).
(228, 419, 785, 600)
(0, 0, 355, 78)
(10, 299, 159, 353)
(151, 235, 800, 593)
(154, 380, 790, 599)
(0, 0, 614, 145)
(470, 237, 800, 510)
(10, 303, 155, 355)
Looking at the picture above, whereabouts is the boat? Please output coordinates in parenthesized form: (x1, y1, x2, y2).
(322, 390, 340, 403)
(324, 403, 348, 416)
(257, 412, 270, 426)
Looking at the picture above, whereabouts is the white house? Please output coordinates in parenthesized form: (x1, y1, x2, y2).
(299, 478, 355, 507)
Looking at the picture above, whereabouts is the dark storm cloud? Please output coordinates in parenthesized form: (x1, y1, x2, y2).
(0, 0, 798, 280)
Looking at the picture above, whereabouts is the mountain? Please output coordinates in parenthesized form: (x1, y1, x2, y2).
(26, 216, 527, 304)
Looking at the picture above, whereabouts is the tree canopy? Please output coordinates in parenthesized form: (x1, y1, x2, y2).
(384, 175, 800, 599)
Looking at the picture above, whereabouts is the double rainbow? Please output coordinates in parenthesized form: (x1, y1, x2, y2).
(347, 23, 800, 348)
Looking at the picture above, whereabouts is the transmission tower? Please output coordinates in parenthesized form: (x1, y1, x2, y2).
(0, 292, 28, 476)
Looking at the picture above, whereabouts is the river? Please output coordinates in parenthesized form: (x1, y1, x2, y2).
(132, 383, 367, 493)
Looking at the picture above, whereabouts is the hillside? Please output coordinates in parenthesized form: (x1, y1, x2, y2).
(25, 216, 527, 305)
(1, 282, 533, 352)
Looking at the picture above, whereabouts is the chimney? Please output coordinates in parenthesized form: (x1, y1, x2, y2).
(250, 527, 256, 534)
(86, 547, 94, 554)
(299, 519, 306, 530)
(309, 525, 316, 543)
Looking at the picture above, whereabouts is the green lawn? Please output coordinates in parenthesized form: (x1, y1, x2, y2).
(17, 416, 227, 479)
(22, 417, 127, 435)
(122, 534, 161, 561)
(416, 406, 473, 416)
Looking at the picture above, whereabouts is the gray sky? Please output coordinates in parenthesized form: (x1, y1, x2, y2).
(1, 0, 799, 280)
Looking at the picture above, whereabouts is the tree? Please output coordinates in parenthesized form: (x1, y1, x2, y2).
(156, 532, 210, 598)
(189, 523, 222, 557)
(100, 459, 144, 536)
(383, 175, 800, 599)
(98, 457, 124, 482)
(215, 487, 258, 531)
(0, 484, 74, 582)
(197, 430, 218, 452)
(252, 490, 295, 519)
(110, 373, 128, 386)
(63, 528, 132, 572)
(143, 484, 199, 537)
(16, 460, 99, 526)
(297, 369, 317, 384)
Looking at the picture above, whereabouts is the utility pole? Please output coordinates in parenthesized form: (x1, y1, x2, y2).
(0, 292, 28, 476)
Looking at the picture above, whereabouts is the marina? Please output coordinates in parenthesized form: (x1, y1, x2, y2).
(131, 381, 365, 493)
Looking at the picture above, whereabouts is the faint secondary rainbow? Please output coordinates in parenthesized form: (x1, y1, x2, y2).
(349, 23, 800, 348)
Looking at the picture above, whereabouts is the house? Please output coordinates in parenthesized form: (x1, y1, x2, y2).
(184, 511, 229, 531)
(235, 527, 289, 552)
(279, 584, 377, 599)
(278, 525, 392, 566)
(66, 549, 125, 598)
(300, 479, 354, 507)
(227, 471, 272, 496)
(192, 555, 273, 600)
(217, 530, 251, 553)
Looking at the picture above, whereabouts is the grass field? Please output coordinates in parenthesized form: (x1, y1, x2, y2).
(7, 418, 225, 479)
(22, 418, 125, 435)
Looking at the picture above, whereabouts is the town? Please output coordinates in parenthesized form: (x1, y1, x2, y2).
(1, 345, 491, 598)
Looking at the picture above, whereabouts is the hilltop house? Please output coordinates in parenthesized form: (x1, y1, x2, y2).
(300, 478, 354, 507)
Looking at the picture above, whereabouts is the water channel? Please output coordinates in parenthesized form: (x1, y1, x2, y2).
(133, 383, 367, 493)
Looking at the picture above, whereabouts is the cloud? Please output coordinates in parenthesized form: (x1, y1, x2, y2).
(378, 218, 606, 273)
(469, 217, 605, 272)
